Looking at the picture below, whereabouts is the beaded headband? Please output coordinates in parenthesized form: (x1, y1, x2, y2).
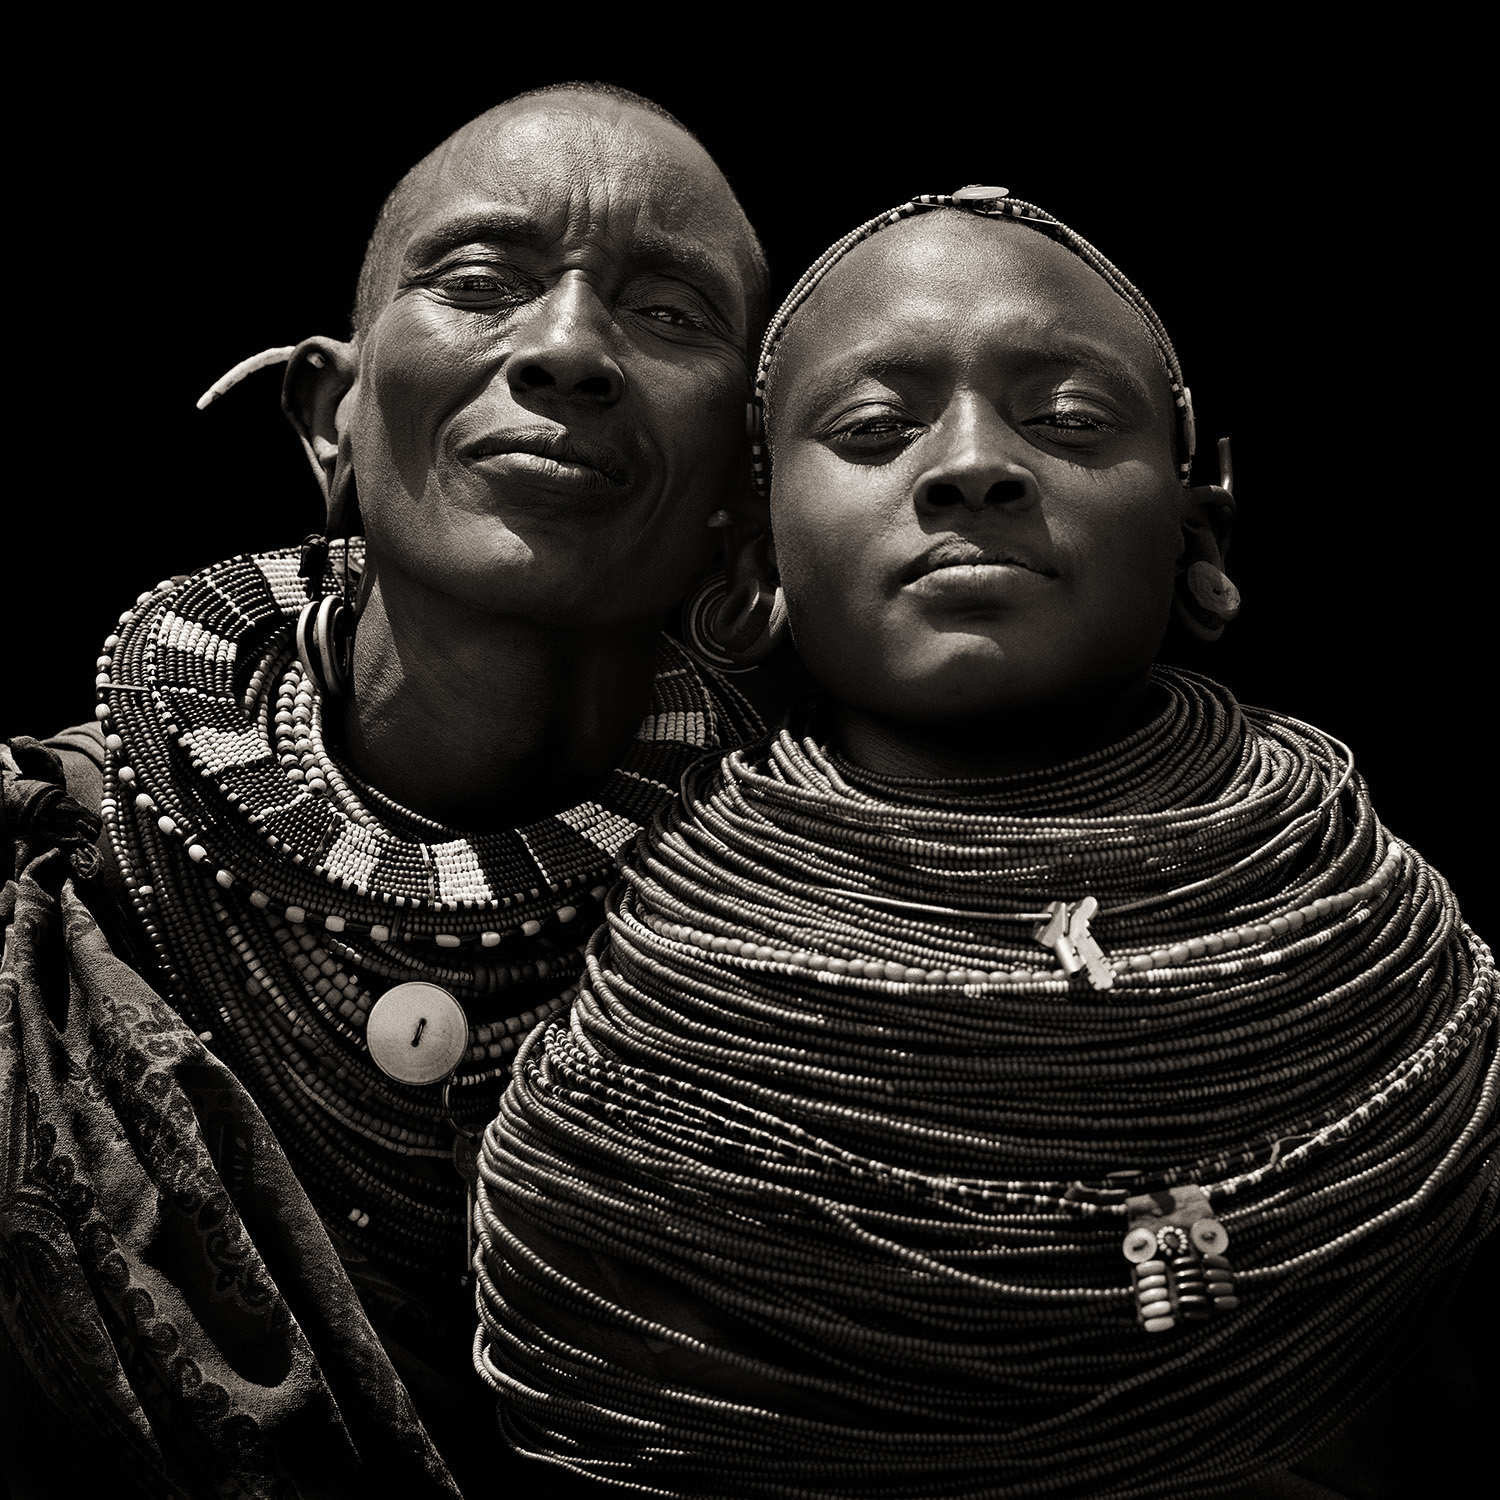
(749, 186, 1196, 496)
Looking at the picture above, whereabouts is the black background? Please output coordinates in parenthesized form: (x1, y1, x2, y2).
(6, 39, 1491, 932)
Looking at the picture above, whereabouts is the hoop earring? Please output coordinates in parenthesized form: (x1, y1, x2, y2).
(678, 572, 791, 671)
(680, 571, 746, 673)
(296, 533, 360, 697)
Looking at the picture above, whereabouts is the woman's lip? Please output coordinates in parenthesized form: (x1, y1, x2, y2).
(901, 542, 1057, 585)
(465, 450, 624, 497)
(902, 562, 1054, 604)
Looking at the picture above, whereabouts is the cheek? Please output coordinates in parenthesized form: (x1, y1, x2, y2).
(637, 352, 747, 483)
(771, 460, 904, 673)
(353, 310, 491, 506)
(1051, 474, 1182, 602)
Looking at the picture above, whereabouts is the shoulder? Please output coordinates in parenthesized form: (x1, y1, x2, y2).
(40, 721, 107, 813)
(3, 723, 132, 936)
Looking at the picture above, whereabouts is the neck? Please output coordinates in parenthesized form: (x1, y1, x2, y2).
(828, 674, 1159, 782)
(337, 558, 662, 830)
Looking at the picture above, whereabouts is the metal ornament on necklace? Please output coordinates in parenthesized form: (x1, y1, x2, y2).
(93, 544, 759, 1283)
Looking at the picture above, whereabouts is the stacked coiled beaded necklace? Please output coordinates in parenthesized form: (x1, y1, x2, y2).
(475, 669, 1498, 1497)
(93, 545, 758, 1282)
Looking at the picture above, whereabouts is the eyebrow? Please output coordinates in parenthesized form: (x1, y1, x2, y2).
(791, 336, 1159, 418)
(402, 209, 742, 325)
(403, 209, 553, 269)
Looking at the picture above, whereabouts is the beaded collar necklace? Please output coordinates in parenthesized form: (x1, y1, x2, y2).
(477, 668, 1498, 1493)
(92, 544, 758, 1282)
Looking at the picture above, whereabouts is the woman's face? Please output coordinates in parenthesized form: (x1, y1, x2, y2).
(767, 213, 1189, 741)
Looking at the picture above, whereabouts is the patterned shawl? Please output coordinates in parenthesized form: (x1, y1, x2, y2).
(1, 736, 459, 1498)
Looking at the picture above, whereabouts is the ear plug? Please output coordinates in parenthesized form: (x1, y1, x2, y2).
(1218, 436, 1234, 496)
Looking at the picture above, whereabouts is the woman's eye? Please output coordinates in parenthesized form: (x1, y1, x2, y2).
(827, 413, 922, 458)
(1029, 404, 1119, 442)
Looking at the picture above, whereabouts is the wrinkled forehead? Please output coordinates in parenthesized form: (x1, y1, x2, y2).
(769, 212, 1169, 416)
(420, 101, 726, 239)
(368, 97, 752, 323)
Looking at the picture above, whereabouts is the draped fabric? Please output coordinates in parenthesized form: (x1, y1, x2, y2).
(1, 738, 458, 1499)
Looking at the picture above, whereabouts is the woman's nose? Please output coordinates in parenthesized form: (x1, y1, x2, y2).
(913, 400, 1038, 513)
(505, 275, 625, 406)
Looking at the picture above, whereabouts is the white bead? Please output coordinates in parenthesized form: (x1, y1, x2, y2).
(286, 905, 306, 923)
(324, 914, 345, 932)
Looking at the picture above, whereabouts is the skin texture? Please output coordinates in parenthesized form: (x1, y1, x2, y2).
(283, 93, 758, 827)
(763, 212, 1231, 779)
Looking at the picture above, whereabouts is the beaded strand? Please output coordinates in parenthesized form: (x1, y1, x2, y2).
(93, 545, 759, 1279)
(474, 669, 1498, 1497)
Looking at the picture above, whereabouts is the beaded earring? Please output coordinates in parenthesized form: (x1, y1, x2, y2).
(293, 429, 364, 699)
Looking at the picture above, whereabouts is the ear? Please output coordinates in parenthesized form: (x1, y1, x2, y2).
(282, 337, 359, 532)
(710, 485, 776, 590)
(1174, 484, 1238, 642)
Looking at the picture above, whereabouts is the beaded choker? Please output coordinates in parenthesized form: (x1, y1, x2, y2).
(476, 669, 1498, 1496)
(93, 544, 759, 1282)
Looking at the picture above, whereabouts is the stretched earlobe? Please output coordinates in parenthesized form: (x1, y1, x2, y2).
(282, 337, 359, 521)
(1173, 444, 1238, 642)
(1177, 562, 1241, 641)
(679, 512, 792, 672)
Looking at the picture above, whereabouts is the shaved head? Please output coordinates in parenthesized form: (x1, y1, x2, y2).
(352, 83, 769, 342)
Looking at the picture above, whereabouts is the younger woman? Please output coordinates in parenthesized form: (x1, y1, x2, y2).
(474, 191, 1496, 1498)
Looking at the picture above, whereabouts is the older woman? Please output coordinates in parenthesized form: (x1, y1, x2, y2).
(475, 192, 1496, 1496)
(1, 84, 769, 1499)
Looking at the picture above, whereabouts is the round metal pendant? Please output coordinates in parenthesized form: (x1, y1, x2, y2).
(366, 982, 468, 1085)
